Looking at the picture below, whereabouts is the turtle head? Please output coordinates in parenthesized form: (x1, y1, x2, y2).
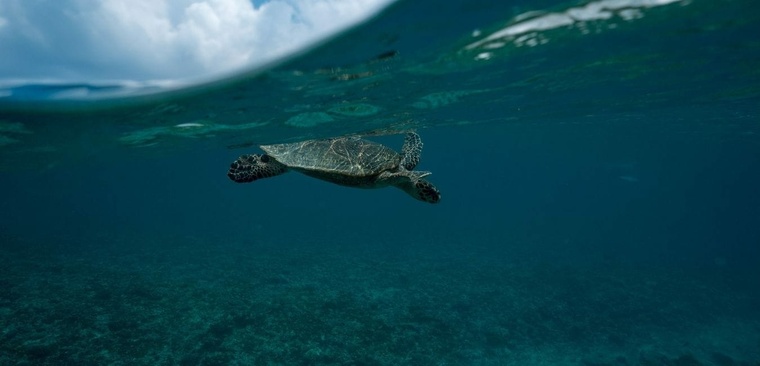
(385, 170, 441, 203)
(227, 154, 288, 183)
(409, 179, 441, 203)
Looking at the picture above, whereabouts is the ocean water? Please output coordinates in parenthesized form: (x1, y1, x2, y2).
(1, 0, 760, 365)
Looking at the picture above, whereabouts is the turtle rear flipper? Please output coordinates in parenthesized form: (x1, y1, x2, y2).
(401, 132, 423, 170)
(227, 154, 287, 183)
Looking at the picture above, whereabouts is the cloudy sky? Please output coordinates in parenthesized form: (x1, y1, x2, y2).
(0, 0, 393, 85)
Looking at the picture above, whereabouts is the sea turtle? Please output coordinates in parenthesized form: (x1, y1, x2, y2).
(227, 132, 441, 203)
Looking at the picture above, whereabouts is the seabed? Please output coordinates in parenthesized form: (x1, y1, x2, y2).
(1, 235, 757, 365)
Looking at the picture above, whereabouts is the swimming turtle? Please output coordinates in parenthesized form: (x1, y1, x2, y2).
(227, 132, 441, 203)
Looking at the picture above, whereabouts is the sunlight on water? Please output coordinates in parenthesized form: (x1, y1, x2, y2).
(464, 0, 686, 57)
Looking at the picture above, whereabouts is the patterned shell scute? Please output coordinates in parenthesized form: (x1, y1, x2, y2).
(261, 137, 401, 177)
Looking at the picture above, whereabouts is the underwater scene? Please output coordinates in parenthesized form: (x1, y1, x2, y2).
(1, 0, 760, 364)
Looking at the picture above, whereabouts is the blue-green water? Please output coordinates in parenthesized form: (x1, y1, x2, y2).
(2, 0, 760, 364)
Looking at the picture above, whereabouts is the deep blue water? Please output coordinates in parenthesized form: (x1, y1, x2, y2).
(2, 0, 760, 364)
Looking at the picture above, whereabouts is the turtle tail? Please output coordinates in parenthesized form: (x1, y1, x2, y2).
(227, 154, 287, 183)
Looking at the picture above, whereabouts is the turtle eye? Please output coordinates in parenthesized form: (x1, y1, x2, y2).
(260, 155, 270, 163)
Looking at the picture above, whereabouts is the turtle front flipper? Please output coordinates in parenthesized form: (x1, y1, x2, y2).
(227, 154, 288, 183)
(401, 132, 423, 170)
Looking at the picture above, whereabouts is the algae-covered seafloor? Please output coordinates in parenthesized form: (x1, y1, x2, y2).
(1, 231, 759, 365)
(1, 0, 760, 364)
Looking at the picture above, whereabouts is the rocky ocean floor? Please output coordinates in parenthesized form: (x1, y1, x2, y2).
(1, 234, 758, 365)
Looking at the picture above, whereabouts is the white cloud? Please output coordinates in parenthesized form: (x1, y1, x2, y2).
(0, 0, 393, 84)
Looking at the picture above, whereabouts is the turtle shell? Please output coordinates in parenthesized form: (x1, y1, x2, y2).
(260, 137, 401, 177)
